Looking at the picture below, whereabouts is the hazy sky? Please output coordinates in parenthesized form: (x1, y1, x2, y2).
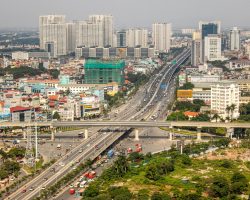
(1, 0, 250, 30)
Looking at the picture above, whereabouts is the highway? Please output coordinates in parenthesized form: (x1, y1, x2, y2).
(6, 49, 190, 200)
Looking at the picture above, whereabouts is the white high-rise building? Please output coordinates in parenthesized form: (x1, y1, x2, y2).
(76, 21, 103, 47)
(199, 21, 221, 63)
(89, 15, 113, 47)
(204, 34, 222, 61)
(230, 27, 241, 51)
(152, 23, 172, 52)
(126, 28, 148, 47)
(66, 22, 76, 53)
(211, 81, 240, 119)
(39, 15, 67, 57)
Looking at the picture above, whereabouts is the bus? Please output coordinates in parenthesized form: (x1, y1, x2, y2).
(78, 132, 83, 138)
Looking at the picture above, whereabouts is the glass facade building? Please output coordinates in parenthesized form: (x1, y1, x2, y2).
(201, 23, 218, 39)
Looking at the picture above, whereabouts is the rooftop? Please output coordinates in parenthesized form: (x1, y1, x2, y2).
(10, 106, 32, 113)
(85, 59, 125, 69)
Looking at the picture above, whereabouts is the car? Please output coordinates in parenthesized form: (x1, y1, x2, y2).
(74, 182, 80, 188)
(59, 162, 65, 166)
(69, 184, 74, 188)
(43, 177, 48, 181)
(41, 186, 46, 190)
(29, 187, 34, 191)
(22, 189, 27, 193)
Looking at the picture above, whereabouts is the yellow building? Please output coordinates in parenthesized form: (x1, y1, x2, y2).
(177, 90, 193, 101)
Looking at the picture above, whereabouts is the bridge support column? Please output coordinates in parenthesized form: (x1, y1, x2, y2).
(226, 128, 234, 139)
(197, 127, 202, 141)
(169, 126, 173, 141)
(169, 132, 173, 141)
(134, 129, 139, 141)
(51, 127, 56, 141)
(23, 128, 27, 140)
(84, 129, 88, 140)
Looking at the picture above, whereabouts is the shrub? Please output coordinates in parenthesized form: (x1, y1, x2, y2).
(108, 187, 132, 199)
(230, 172, 249, 194)
(151, 192, 171, 200)
(220, 160, 232, 168)
(137, 189, 149, 200)
(210, 176, 229, 198)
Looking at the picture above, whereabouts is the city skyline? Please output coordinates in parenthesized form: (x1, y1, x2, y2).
(1, 0, 250, 30)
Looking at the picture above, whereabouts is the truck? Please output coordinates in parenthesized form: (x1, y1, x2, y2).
(79, 180, 87, 188)
(57, 144, 61, 150)
(69, 188, 75, 195)
(13, 139, 20, 145)
(83, 171, 96, 179)
(78, 132, 83, 138)
(135, 144, 142, 152)
(107, 149, 114, 159)
(127, 148, 133, 154)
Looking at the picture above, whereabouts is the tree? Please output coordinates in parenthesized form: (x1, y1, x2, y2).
(167, 111, 188, 121)
(8, 147, 25, 159)
(3, 160, 20, 173)
(0, 149, 8, 163)
(239, 104, 247, 115)
(230, 104, 236, 120)
(215, 127, 226, 136)
(137, 189, 149, 200)
(181, 154, 192, 166)
(145, 163, 161, 181)
(179, 82, 194, 90)
(191, 113, 210, 122)
(108, 187, 132, 200)
(212, 113, 220, 122)
(128, 152, 144, 162)
(193, 99, 206, 107)
(226, 105, 231, 120)
(83, 184, 99, 198)
(113, 155, 129, 177)
(210, 176, 229, 198)
(52, 112, 60, 120)
(230, 172, 249, 194)
(49, 69, 60, 79)
(0, 170, 8, 180)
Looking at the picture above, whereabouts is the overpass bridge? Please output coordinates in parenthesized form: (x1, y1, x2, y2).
(1, 120, 250, 128)
(1, 120, 249, 140)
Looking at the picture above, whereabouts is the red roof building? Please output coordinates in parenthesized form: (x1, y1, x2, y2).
(10, 106, 32, 113)
(184, 111, 199, 118)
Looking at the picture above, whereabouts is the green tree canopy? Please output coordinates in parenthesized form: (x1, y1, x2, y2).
(179, 82, 194, 90)
(167, 111, 188, 121)
(52, 111, 60, 120)
(230, 172, 249, 194)
(210, 176, 229, 198)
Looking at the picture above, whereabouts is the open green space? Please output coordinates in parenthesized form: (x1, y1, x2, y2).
(81, 139, 250, 200)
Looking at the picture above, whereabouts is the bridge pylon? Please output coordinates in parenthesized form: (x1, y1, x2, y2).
(196, 127, 202, 141)
(84, 129, 88, 140)
(134, 129, 139, 141)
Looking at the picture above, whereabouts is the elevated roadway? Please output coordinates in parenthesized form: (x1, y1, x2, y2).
(1, 121, 250, 129)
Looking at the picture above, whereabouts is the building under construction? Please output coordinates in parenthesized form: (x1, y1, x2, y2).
(84, 59, 125, 85)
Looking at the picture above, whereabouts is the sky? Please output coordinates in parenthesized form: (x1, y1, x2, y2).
(1, 0, 250, 30)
